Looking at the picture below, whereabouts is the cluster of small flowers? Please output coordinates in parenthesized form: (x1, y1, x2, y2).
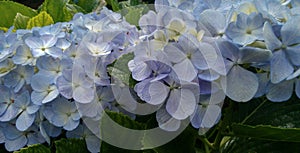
(0, 0, 299, 152)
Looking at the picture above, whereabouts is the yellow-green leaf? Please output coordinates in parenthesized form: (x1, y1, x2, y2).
(26, 11, 54, 29)
(41, 0, 68, 22)
(0, 27, 8, 32)
(13, 13, 30, 29)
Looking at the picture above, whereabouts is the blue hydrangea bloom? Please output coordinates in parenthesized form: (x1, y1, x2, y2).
(226, 12, 265, 45)
(12, 45, 35, 66)
(4, 65, 34, 92)
(263, 17, 300, 83)
(31, 74, 59, 105)
(217, 40, 271, 102)
(25, 34, 62, 58)
(43, 97, 81, 131)
(3, 124, 45, 152)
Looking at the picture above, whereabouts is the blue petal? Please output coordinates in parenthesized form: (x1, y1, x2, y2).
(14, 90, 30, 108)
(0, 105, 20, 121)
(41, 34, 57, 48)
(173, 58, 197, 82)
(156, 107, 181, 131)
(56, 75, 73, 99)
(16, 112, 35, 131)
(191, 105, 221, 128)
(239, 47, 272, 63)
(132, 62, 152, 81)
(163, 44, 186, 63)
(266, 80, 294, 102)
(5, 135, 27, 152)
(85, 135, 101, 153)
(199, 9, 226, 36)
(25, 36, 43, 49)
(194, 42, 218, 70)
(31, 74, 52, 91)
(216, 40, 239, 62)
(63, 118, 79, 131)
(270, 51, 294, 83)
(73, 86, 95, 103)
(166, 89, 196, 120)
(42, 87, 59, 103)
(286, 45, 300, 66)
(144, 81, 169, 105)
(26, 104, 40, 114)
(263, 22, 282, 51)
(296, 79, 300, 99)
(254, 73, 270, 98)
(4, 125, 23, 140)
(221, 65, 258, 102)
(31, 91, 47, 105)
(281, 16, 300, 46)
(46, 47, 62, 58)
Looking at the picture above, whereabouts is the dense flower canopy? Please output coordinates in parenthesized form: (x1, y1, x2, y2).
(0, 0, 300, 152)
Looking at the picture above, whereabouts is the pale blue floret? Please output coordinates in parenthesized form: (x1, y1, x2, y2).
(226, 12, 265, 46)
(43, 97, 81, 131)
(4, 65, 34, 92)
(263, 17, 300, 83)
(12, 45, 35, 66)
(217, 39, 271, 102)
(25, 34, 62, 58)
(31, 74, 59, 105)
(3, 124, 45, 152)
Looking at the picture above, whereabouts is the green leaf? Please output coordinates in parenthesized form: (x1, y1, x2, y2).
(75, 0, 100, 12)
(13, 13, 30, 29)
(222, 138, 300, 153)
(107, 53, 136, 88)
(230, 97, 300, 127)
(100, 111, 147, 153)
(14, 144, 51, 153)
(108, 0, 120, 11)
(119, 5, 150, 26)
(63, 3, 86, 21)
(41, 0, 68, 22)
(0, 1, 37, 28)
(232, 123, 300, 142)
(130, 0, 140, 6)
(55, 138, 89, 153)
(0, 27, 8, 32)
(153, 126, 197, 153)
(26, 11, 54, 29)
(222, 97, 300, 152)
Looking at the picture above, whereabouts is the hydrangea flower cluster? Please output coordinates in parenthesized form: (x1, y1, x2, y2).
(0, 0, 300, 152)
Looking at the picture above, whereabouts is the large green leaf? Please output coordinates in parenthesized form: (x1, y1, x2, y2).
(63, 3, 87, 21)
(13, 13, 30, 29)
(153, 126, 197, 153)
(75, 0, 100, 12)
(221, 97, 300, 152)
(222, 138, 300, 153)
(14, 144, 51, 153)
(0, 1, 37, 28)
(100, 111, 147, 153)
(229, 97, 300, 127)
(55, 138, 89, 153)
(26, 11, 54, 29)
(41, 0, 68, 22)
(107, 0, 120, 11)
(232, 123, 300, 142)
(123, 6, 146, 26)
(107, 53, 136, 88)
